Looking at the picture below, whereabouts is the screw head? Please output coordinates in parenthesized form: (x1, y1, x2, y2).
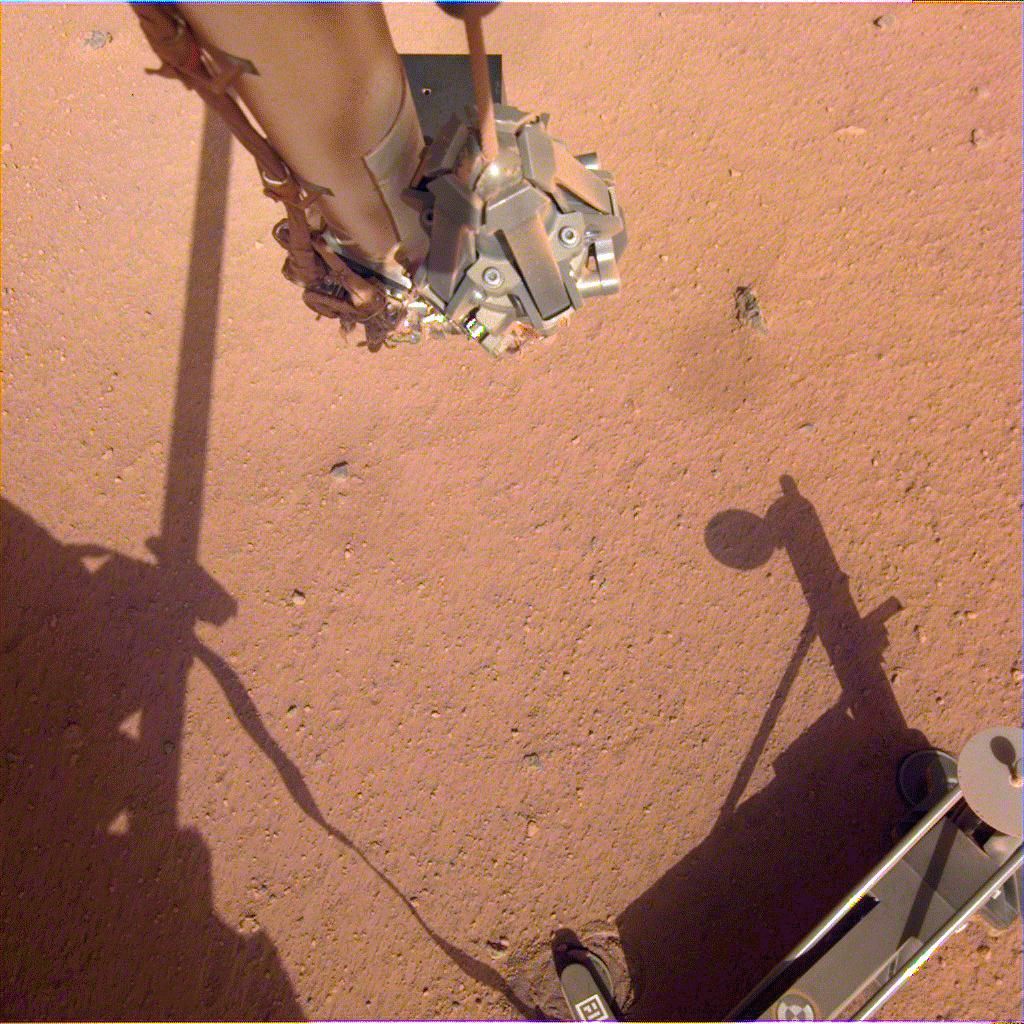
(558, 225, 580, 247)
(482, 266, 504, 288)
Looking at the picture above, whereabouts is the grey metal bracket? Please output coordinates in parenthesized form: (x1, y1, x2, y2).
(401, 54, 503, 142)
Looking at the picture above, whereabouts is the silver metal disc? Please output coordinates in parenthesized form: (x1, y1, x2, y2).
(958, 726, 1024, 838)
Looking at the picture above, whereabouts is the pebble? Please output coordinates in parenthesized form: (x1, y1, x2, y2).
(735, 286, 768, 333)
(523, 752, 542, 769)
(330, 461, 349, 480)
(834, 125, 867, 139)
(83, 30, 112, 49)
(163, 739, 175, 755)
(873, 14, 895, 30)
(290, 589, 306, 607)
(970, 128, 991, 149)
(526, 820, 539, 838)
(798, 422, 816, 435)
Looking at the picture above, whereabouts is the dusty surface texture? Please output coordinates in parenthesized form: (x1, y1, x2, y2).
(2, 3, 1021, 1021)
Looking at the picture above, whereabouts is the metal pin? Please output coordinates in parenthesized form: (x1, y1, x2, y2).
(462, 9, 499, 163)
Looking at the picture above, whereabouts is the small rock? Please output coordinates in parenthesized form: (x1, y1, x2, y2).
(872, 13, 895, 30)
(798, 422, 816, 435)
(1011, 668, 1022, 683)
(107, 809, 130, 835)
(286, 704, 298, 718)
(329, 461, 349, 480)
(83, 30, 112, 49)
(970, 128, 991, 149)
(523, 752, 542, 769)
(290, 589, 306, 607)
(834, 125, 868, 139)
(734, 285, 767, 333)
(486, 937, 510, 957)
(972, 85, 991, 100)
(163, 739, 175, 755)
(526, 820, 539, 838)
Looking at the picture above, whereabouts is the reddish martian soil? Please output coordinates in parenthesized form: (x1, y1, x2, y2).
(2, 3, 1021, 1021)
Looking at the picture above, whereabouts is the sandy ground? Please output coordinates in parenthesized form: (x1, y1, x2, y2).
(2, 3, 1021, 1021)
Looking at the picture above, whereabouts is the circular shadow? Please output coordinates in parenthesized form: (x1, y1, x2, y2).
(704, 509, 776, 570)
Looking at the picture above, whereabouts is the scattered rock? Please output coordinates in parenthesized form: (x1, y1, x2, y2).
(290, 589, 306, 607)
(239, 912, 260, 936)
(523, 752, 542, 769)
(734, 285, 767, 333)
(330, 461, 349, 480)
(83, 30, 112, 49)
(872, 14, 895, 30)
(107, 809, 130, 835)
(970, 128, 991, 149)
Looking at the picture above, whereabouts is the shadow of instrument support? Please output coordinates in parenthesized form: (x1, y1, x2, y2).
(552, 477, 1021, 1021)
(552, 729, 1022, 1023)
(727, 725, 1022, 1021)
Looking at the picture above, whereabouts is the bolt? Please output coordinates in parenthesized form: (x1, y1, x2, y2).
(558, 225, 580, 247)
(482, 266, 504, 288)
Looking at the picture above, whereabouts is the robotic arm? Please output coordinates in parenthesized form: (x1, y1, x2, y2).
(134, 1, 626, 356)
